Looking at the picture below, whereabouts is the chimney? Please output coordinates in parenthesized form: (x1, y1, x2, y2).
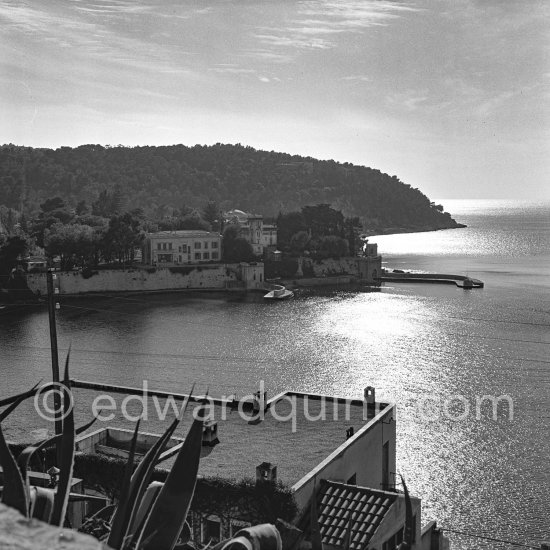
(364, 386, 376, 419)
(256, 462, 277, 484)
(202, 420, 219, 447)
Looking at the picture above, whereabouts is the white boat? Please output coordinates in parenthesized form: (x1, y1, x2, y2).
(263, 286, 294, 300)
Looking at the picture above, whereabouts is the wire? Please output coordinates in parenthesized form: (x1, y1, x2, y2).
(440, 527, 541, 548)
(0, 343, 271, 364)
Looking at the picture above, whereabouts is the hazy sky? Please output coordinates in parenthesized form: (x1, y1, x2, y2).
(1, 0, 548, 199)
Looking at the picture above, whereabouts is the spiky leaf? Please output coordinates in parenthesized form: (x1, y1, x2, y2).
(123, 388, 194, 546)
(0, 421, 28, 516)
(107, 420, 140, 549)
(137, 404, 206, 550)
(17, 416, 97, 491)
(399, 475, 413, 549)
(0, 382, 41, 409)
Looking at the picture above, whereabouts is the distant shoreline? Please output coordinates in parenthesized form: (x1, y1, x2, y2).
(364, 222, 466, 238)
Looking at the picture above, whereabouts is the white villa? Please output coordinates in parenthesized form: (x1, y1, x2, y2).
(224, 209, 277, 256)
(142, 230, 222, 265)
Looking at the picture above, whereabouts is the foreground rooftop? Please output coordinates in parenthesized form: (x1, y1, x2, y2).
(71, 384, 391, 488)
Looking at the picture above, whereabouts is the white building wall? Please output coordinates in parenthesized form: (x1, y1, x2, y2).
(291, 401, 397, 510)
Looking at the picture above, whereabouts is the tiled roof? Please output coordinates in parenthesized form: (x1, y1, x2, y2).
(317, 480, 397, 550)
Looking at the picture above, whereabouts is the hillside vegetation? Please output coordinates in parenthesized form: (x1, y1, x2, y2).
(0, 143, 460, 231)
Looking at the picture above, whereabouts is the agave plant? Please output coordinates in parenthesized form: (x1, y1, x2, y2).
(0, 351, 95, 524)
(0, 356, 283, 550)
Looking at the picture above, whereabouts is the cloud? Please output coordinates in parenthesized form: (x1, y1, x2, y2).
(209, 65, 257, 75)
(253, 33, 333, 50)
(341, 75, 372, 82)
(249, 0, 421, 59)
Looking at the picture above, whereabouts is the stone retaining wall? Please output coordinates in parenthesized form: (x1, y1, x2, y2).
(26, 265, 240, 295)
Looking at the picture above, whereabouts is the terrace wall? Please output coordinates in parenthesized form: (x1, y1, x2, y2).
(26, 265, 241, 295)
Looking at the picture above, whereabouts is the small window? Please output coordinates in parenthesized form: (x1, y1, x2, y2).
(182, 245, 187, 253)
(202, 516, 221, 543)
(211, 241, 219, 249)
(212, 251, 219, 260)
(195, 242, 201, 249)
(162, 243, 167, 250)
(203, 252, 210, 260)
(195, 253, 201, 260)
(204, 241, 209, 249)
(178, 246, 182, 252)
(259, 273, 262, 282)
(157, 243, 161, 250)
(168, 243, 172, 250)
(383, 528, 404, 550)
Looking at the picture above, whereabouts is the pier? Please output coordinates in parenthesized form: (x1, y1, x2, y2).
(381, 272, 484, 288)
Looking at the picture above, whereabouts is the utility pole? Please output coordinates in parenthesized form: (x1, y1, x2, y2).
(46, 268, 63, 464)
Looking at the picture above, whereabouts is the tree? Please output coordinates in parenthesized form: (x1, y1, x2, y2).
(290, 231, 310, 255)
(100, 213, 144, 264)
(314, 235, 349, 259)
(344, 216, 362, 256)
(202, 200, 220, 228)
(301, 204, 344, 239)
(0, 205, 19, 234)
(276, 211, 306, 250)
(0, 235, 27, 278)
(177, 212, 209, 231)
(222, 225, 254, 263)
(44, 223, 98, 270)
(76, 200, 88, 215)
(40, 196, 65, 213)
(92, 189, 124, 217)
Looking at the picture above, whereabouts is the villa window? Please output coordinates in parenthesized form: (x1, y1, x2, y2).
(195, 253, 201, 261)
(212, 252, 219, 260)
(203, 252, 210, 260)
(212, 241, 219, 249)
(204, 242, 209, 249)
(202, 516, 222, 543)
(157, 243, 161, 250)
(382, 527, 404, 550)
(162, 243, 167, 250)
(168, 243, 172, 250)
(195, 242, 201, 249)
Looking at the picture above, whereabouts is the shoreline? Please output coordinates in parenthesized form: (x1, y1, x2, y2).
(363, 222, 466, 238)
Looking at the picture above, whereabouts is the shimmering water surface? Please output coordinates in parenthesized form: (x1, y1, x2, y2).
(1, 200, 549, 548)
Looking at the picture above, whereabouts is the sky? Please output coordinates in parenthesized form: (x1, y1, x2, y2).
(1, 0, 548, 199)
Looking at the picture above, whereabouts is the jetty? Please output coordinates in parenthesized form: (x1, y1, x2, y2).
(382, 271, 484, 288)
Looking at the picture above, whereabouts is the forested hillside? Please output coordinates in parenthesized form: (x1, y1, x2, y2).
(0, 143, 460, 231)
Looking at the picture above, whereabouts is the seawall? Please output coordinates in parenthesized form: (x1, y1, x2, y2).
(26, 265, 242, 296)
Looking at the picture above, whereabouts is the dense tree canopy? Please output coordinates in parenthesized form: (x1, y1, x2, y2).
(0, 143, 459, 231)
(222, 225, 254, 263)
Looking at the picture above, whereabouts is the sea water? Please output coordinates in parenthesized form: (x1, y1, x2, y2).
(1, 199, 548, 548)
